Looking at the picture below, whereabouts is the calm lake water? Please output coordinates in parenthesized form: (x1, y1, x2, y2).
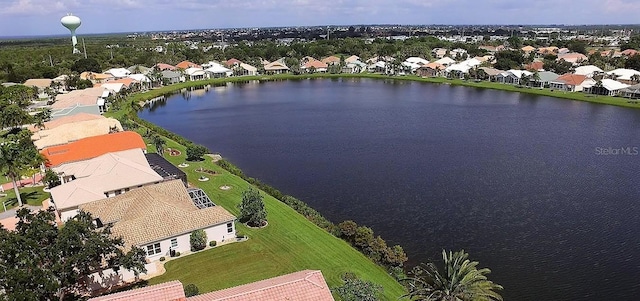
(140, 78, 640, 301)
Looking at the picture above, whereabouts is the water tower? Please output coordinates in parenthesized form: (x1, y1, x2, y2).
(61, 14, 81, 54)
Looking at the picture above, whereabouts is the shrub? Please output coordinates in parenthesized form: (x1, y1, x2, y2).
(190, 229, 207, 252)
(186, 144, 209, 161)
(238, 188, 267, 227)
(43, 169, 61, 188)
(159, 257, 166, 262)
(209, 241, 217, 247)
(175, 251, 181, 257)
(236, 232, 244, 238)
(184, 283, 199, 297)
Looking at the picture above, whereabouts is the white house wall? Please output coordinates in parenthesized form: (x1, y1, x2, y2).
(142, 221, 236, 261)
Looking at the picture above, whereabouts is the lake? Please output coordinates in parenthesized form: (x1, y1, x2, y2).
(140, 78, 640, 301)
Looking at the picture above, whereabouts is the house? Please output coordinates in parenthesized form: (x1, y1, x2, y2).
(161, 70, 185, 84)
(104, 68, 131, 79)
(583, 79, 629, 96)
(533, 71, 560, 88)
(478, 67, 504, 81)
(50, 87, 108, 118)
(344, 55, 360, 64)
(432, 48, 448, 59)
(557, 52, 588, 65)
(537, 46, 559, 55)
(264, 60, 290, 74)
(185, 67, 207, 81)
(50, 149, 164, 221)
(28, 113, 104, 132)
(450, 48, 468, 59)
(621, 49, 639, 57)
(444, 58, 482, 79)
(40, 131, 147, 167)
(23, 78, 53, 98)
(434, 57, 455, 67)
(549, 73, 595, 92)
(620, 83, 640, 99)
(524, 61, 545, 72)
(99, 83, 126, 94)
(145, 153, 187, 186)
(417, 62, 445, 77)
(187, 270, 334, 301)
(235, 63, 258, 76)
(127, 65, 151, 75)
(80, 72, 114, 84)
(321, 56, 341, 65)
(128, 74, 152, 89)
(301, 60, 328, 73)
(605, 68, 640, 85)
(495, 70, 533, 85)
(557, 48, 570, 55)
(79, 180, 236, 261)
(224, 58, 243, 67)
(154, 63, 177, 71)
(405, 57, 430, 66)
(204, 62, 233, 78)
(176, 60, 202, 70)
(521, 45, 536, 54)
(32, 117, 123, 149)
(89, 270, 334, 301)
(341, 61, 366, 74)
(574, 65, 604, 78)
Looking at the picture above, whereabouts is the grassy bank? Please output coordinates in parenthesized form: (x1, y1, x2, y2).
(139, 135, 405, 299)
(0, 186, 48, 210)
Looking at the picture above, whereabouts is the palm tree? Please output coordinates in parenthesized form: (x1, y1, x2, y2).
(402, 250, 503, 301)
(151, 134, 166, 156)
(0, 141, 31, 207)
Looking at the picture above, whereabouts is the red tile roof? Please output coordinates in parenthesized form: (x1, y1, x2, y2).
(303, 60, 328, 69)
(88, 281, 186, 301)
(225, 58, 242, 67)
(187, 270, 334, 301)
(525, 61, 544, 71)
(555, 73, 587, 86)
(41, 131, 146, 167)
(107, 78, 135, 88)
(622, 49, 639, 56)
(155, 63, 177, 71)
(176, 61, 201, 70)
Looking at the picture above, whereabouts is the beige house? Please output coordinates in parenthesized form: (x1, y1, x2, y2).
(264, 60, 290, 74)
(79, 180, 236, 261)
(31, 117, 123, 149)
(50, 149, 163, 221)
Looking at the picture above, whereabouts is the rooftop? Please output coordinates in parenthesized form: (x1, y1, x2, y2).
(32, 118, 123, 150)
(88, 280, 185, 301)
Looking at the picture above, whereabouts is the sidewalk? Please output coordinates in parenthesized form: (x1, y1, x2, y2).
(0, 174, 43, 192)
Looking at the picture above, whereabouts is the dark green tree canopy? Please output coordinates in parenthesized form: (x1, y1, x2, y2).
(238, 187, 267, 227)
(71, 57, 102, 73)
(0, 209, 147, 300)
(186, 144, 209, 161)
(334, 272, 384, 301)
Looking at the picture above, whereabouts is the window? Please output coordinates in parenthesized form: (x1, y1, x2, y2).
(146, 243, 161, 256)
(170, 238, 178, 248)
(227, 222, 233, 233)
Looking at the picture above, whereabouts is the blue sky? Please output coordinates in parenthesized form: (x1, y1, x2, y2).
(1, 0, 639, 36)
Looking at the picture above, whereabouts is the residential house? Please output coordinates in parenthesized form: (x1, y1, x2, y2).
(344, 55, 360, 64)
(80, 72, 114, 84)
(521, 45, 536, 55)
(321, 56, 341, 65)
(417, 62, 445, 77)
(432, 48, 448, 59)
(185, 67, 207, 81)
(450, 48, 468, 59)
(557, 48, 570, 55)
(79, 180, 237, 261)
(479, 67, 504, 82)
(583, 79, 629, 96)
(50, 149, 164, 221)
(264, 60, 290, 74)
(605, 68, 640, 85)
(574, 65, 604, 78)
(23, 78, 53, 99)
(154, 63, 177, 71)
(444, 58, 482, 79)
(50, 87, 108, 118)
(532, 71, 560, 88)
(204, 62, 233, 78)
(104, 68, 131, 79)
(88, 270, 334, 301)
(549, 74, 595, 92)
(32, 117, 123, 149)
(301, 60, 328, 73)
(342, 61, 366, 74)
(161, 70, 185, 84)
(537, 46, 559, 55)
(558, 52, 588, 65)
(28, 113, 104, 132)
(99, 83, 126, 94)
(495, 70, 533, 85)
(524, 61, 545, 72)
(40, 131, 147, 167)
(187, 270, 334, 301)
(224, 58, 243, 67)
(621, 49, 639, 57)
(127, 65, 151, 75)
(176, 60, 202, 70)
(620, 83, 640, 99)
(128, 74, 152, 89)
(434, 57, 456, 67)
(235, 63, 258, 76)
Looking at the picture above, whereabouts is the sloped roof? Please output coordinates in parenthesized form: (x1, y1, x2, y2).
(606, 68, 640, 81)
(584, 79, 630, 91)
(225, 58, 243, 67)
(162, 70, 182, 78)
(88, 280, 185, 301)
(29, 113, 104, 132)
(51, 87, 107, 109)
(24, 78, 53, 89)
(405, 57, 430, 65)
(79, 180, 236, 249)
(239, 63, 257, 72)
(155, 63, 177, 71)
(574, 65, 603, 76)
(51, 149, 163, 210)
(41, 131, 146, 167)
(552, 73, 588, 86)
(344, 55, 360, 63)
(105, 68, 131, 78)
(127, 65, 151, 75)
(32, 118, 123, 149)
(537, 71, 560, 83)
(321, 56, 340, 64)
(264, 61, 289, 71)
(99, 83, 125, 93)
(80, 72, 114, 81)
(621, 49, 639, 56)
(435, 57, 455, 65)
(479, 67, 504, 76)
(525, 61, 545, 71)
(185, 67, 205, 76)
(187, 270, 334, 301)
(303, 60, 328, 69)
(107, 78, 135, 88)
(521, 45, 536, 52)
(176, 61, 201, 69)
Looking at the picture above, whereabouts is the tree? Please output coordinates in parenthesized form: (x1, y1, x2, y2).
(0, 209, 147, 300)
(506, 36, 522, 49)
(184, 283, 200, 297)
(151, 134, 166, 156)
(334, 272, 383, 301)
(625, 54, 640, 71)
(44, 169, 61, 188)
(338, 220, 358, 242)
(34, 108, 52, 130)
(186, 144, 209, 161)
(238, 187, 267, 227)
(354, 226, 374, 249)
(71, 57, 102, 73)
(189, 229, 207, 252)
(0, 133, 37, 207)
(402, 250, 503, 301)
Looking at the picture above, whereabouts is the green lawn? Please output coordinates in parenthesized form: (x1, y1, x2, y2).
(0, 186, 49, 210)
(145, 139, 405, 299)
